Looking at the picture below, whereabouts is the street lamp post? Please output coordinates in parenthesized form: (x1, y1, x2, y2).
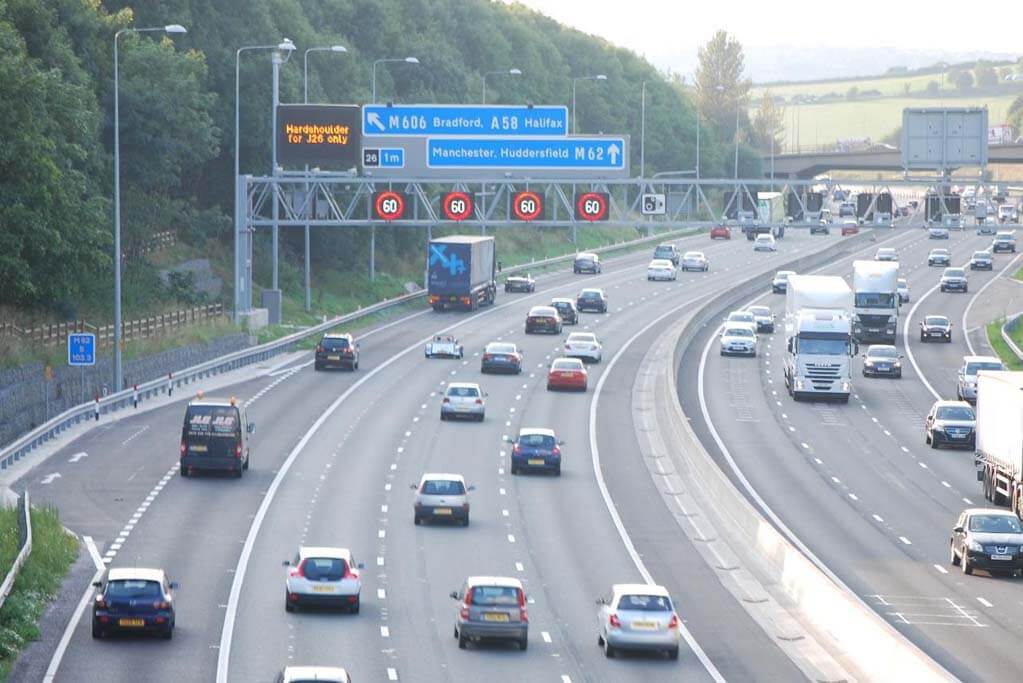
(369, 56, 419, 282)
(640, 81, 647, 179)
(482, 68, 521, 104)
(270, 40, 296, 295)
(302, 45, 347, 312)
(571, 74, 607, 134)
(113, 23, 187, 392)
(234, 40, 293, 319)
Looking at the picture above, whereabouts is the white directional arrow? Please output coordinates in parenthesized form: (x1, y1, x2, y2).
(367, 111, 386, 132)
(69, 452, 88, 463)
(607, 143, 620, 165)
(41, 472, 62, 485)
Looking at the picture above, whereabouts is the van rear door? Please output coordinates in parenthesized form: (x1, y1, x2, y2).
(181, 405, 241, 470)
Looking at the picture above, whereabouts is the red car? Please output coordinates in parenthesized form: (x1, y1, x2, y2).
(546, 357, 588, 391)
(710, 225, 731, 240)
(840, 221, 859, 236)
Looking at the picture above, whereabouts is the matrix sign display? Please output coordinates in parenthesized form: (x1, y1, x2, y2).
(276, 104, 361, 167)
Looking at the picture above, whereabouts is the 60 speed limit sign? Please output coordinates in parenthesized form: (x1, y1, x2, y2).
(574, 192, 609, 221)
(441, 192, 474, 221)
(373, 191, 407, 221)
(512, 191, 543, 221)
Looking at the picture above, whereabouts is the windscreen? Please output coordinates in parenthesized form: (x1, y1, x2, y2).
(867, 347, 898, 358)
(552, 360, 582, 370)
(855, 293, 896, 308)
(447, 386, 480, 398)
(579, 291, 601, 299)
(320, 337, 349, 350)
(487, 344, 516, 354)
(470, 586, 520, 606)
(924, 317, 948, 326)
(936, 406, 975, 421)
(518, 433, 555, 448)
(797, 337, 850, 355)
(183, 405, 240, 457)
(725, 327, 754, 338)
(617, 594, 673, 611)
(965, 361, 1004, 376)
(654, 246, 673, 257)
(301, 557, 345, 581)
(945, 269, 965, 277)
(107, 580, 161, 600)
(422, 479, 465, 495)
(568, 334, 596, 343)
(747, 307, 770, 317)
(969, 515, 1023, 533)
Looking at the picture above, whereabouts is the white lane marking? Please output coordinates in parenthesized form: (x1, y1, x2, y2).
(387, 669, 398, 681)
(381, 626, 390, 637)
(378, 529, 386, 539)
(502, 509, 509, 517)
(43, 536, 105, 683)
(561, 677, 572, 683)
(977, 597, 993, 608)
(381, 505, 388, 513)
(378, 588, 386, 600)
(919, 462, 928, 469)
(933, 565, 948, 574)
(899, 536, 912, 545)
(68, 452, 88, 463)
(831, 477, 841, 484)
(873, 514, 884, 523)
(515, 562, 524, 572)
(942, 481, 951, 488)
(507, 534, 516, 543)
(963, 498, 973, 504)
(541, 631, 553, 643)
(499, 488, 506, 496)
(40, 473, 61, 485)
(849, 493, 859, 501)
(377, 556, 385, 566)
(901, 446, 909, 453)
(801, 442, 810, 449)
(590, 290, 725, 683)
(963, 252, 1023, 355)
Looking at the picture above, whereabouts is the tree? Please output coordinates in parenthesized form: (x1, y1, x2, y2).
(975, 63, 998, 89)
(752, 91, 784, 153)
(694, 30, 751, 135)
(1008, 95, 1023, 133)
(951, 69, 973, 93)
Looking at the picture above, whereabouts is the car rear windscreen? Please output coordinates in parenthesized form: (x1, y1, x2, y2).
(321, 337, 350, 350)
(107, 580, 161, 600)
(471, 586, 520, 605)
(617, 594, 672, 611)
(447, 386, 479, 397)
(301, 557, 346, 580)
(519, 434, 555, 448)
(183, 405, 240, 457)
(422, 480, 466, 495)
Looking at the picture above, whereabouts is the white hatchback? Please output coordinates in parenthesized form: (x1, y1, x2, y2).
(753, 234, 777, 252)
(564, 332, 603, 363)
(284, 546, 364, 613)
(646, 259, 678, 281)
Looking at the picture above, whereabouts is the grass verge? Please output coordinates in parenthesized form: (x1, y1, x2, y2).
(986, 319, 1023, 371)
(0, 505, 79, 680)
(1013, 265, 1023, 282)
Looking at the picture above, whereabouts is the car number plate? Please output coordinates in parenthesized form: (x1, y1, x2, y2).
(433, 508, 452, 515)
(328, 354, 341, 361)
(877, 364, 889, 370)
(951, 433, 966, 439)
(118, 618, 145, 627)
(930, 332, 942, 336)
(991, 554, 1012, 561)
(483, 612, 509, 622)
(189, 444, 208, 453)
(312, 585, 335, 593)
(632, 621, 657, 630)
(527, 458, 545, 465)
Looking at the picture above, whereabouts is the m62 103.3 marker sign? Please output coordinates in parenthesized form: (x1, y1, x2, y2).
(512, 191, 544, 221)
(441, 192, 474, 221)
(574, 192, 609, 221)
(373, 191, 407, 221)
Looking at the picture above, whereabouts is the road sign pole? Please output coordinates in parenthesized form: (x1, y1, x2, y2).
(640, 81, 646, 179)
(271, 50, 282, 292)
(369, 226, 376, 282)
(424, 223, 432, 287)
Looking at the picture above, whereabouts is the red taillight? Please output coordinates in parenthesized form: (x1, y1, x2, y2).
(290, 560, 305, 578)
(95, 598, 107, 609)
(442, 397, 450, 404)
(461, 297, 471, 305)
(513, 444, 521, 453)
(609, 613, 621, 629)
(154, 601, 170, 610)
(482, 354, 493, 361)
(552, 446, 560, 456)
(668, 614, 679, 629)
(518, 589, 526, 608)
(429, 295, 439, 304)
(343, 562, 359, 580)
(474, 399, 483, 405)
(179, 442, 186, 456)
(316, 345, 324, 353)
(234, 443, 242, 459)
(460, 605, 470, 620)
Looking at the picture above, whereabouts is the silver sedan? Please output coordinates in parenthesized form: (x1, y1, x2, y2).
(680, 251, 709, 272)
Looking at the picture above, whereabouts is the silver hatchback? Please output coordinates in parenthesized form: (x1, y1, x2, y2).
(440, 382, 486, 421)
(596, 583, 681, 659)
(451, 576, 528, 651)
(412, 473, 473, 526)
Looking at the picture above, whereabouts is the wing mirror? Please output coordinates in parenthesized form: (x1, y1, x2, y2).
(282, 560, 291, 567)
(786, 338, 793, 353)
(247, 422, 256, 434)
(169, 581, 180, 590)
(595, 597, 606, 605)
(92, 581, 103, 589)
(449, 591, 461, 601)
(558, 440, 566, 445)
(409, 483, 419, 490)
(467, 484, 476, 492)
(503, 436, 514, 444)
(953, 526, 964, 534)
(356, 563, 366, 570)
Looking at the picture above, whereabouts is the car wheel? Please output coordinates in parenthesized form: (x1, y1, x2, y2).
(950, 541, 961, 566)
(440, 413, 447, 422)
(511, 464, 518, 475)
(462, 515, 470, 527)
(162, 626, 173, 640)
(519, 636, 528, 651)
(895, 371, 902, 379)
(351, 596, 360, 614)
(180, 467, 190, 478)
(314, 363, 322, 371)
(604, 638, 616, 658)
(919, 334, 925, 342)
(458, 631, 468, 649)
(930, 435, 939, 449)
(243, 456, 250, 470)
(962, 554, 973, 575)
(92, 622, 104, 639)
(668, 647, 679, 660)
(554, 464, 561, 477)
(414, 514, 421, 526)
(925, 432, 931, 445)
(546, 383, 552, 391)
(285, 595, 295, 612)
(945, 335, 951, 343)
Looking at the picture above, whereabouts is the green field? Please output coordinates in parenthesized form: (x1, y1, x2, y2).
(753, 71, 992, 100)
(761, 94, 1019, 152)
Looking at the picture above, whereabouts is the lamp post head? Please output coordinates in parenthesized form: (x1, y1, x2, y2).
(595, 74, 607, 81)
(278, 38, 296, 52)
(405, 56, 420, 64)
(164, 24, 187, 34)
(509, 68, 522, 75)
(331, 45, 348, 53)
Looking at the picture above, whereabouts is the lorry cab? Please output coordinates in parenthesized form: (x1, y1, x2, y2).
(852, 260, 899, 344)
(785, 310, 855, 403)
(180, 396, 254, 478)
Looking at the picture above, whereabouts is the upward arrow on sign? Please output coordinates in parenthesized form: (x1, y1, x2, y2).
(367, 111, 386, 132)
(607, 144, 620, 164)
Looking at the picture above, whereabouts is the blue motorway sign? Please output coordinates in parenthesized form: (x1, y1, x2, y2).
(426, 137, 626, 171)
(68, 333, 96, 366)
(363, 105, 568, 137)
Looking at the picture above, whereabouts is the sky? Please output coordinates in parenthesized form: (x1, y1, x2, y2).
(507, 0, 1021, 81)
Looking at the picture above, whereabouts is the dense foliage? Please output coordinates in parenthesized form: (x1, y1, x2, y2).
(0, 0, 746, 315)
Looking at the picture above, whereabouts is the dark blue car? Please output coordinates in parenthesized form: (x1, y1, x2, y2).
(507, 428, 563, 476)
(92, 568, 177, 639)
(481, 342, 523, 374)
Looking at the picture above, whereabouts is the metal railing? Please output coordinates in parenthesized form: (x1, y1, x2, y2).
(0, 491, 32, 610)
(0, 229, 689, 471)
(1000, 312, 1023, 361)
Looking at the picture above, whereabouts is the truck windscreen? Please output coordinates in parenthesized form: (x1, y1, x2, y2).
(183, 405, 240, 457)
(797, 338, 850, 355)
(855, 293, 895, 308)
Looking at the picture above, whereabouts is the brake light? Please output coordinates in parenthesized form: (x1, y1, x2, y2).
(154, 601, 171, 610)
(179, 441, 186, 456)
(551, 446, 560, 457)
(609, 613, 621, 629)
(461, 297, 471, 305)
(513, 444, 521, 454)
(95, 597, 107, 609)
(461, 587, 474, 619)
(442, 397, 450, 404)
(343, 563, 358, 580)
(234, 443, 242, 459)
(668, 614, 679, 629)
(474, 399, 483, 405)
(290, 560, 305, 578)
(482, 354, 493, 361)
(316, 345, 324, 353)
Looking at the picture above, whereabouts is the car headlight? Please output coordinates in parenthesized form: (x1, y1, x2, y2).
(841, 382, 850, 392)
(864, 360, 875, 366)
(932, 424, 945, 433)
(893, 361, 901, 367)
(968, 540, 984, 553)
(794, 380, 805, 390)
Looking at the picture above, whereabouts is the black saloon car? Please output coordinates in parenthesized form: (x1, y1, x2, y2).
(919, 315, 952, 343)
(575, 288, 608, 313)
(315, 333, 360, 370)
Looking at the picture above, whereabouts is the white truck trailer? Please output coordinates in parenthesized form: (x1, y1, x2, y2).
(783, 275, 856, 402)
(852, 260, 899, 344)
(975, 371, 1023, 519)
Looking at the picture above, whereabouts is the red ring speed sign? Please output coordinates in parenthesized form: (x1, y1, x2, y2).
(575, 192, 609, 221)
(442, 192, 473, 221)
(512, 191, 543, 221)
(374, 191, 406, 221)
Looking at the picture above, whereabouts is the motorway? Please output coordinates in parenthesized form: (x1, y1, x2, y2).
(24, 228, 853, 682)
(683, 222, 1023, 682)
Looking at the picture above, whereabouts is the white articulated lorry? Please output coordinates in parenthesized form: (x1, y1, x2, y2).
(975, 371, 1023, 519)
(852, 260, 899, 344)
(784, 275, 856, 402)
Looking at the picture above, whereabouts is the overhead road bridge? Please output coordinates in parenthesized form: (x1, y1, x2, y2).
(768, 144, 1023, 179)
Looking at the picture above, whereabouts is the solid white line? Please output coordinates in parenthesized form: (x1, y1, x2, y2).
(977, 597, 993, 608)
(43, 536, 105, 683)
(933, 564, 948, 574)
(590, 290, 725, 682)
(962, 252, 1023, 355)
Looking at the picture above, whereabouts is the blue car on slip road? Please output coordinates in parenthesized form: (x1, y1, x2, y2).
(506, 427, 564, 476)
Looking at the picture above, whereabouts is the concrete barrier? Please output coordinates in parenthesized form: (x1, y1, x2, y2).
(642, 229, 955, 681)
